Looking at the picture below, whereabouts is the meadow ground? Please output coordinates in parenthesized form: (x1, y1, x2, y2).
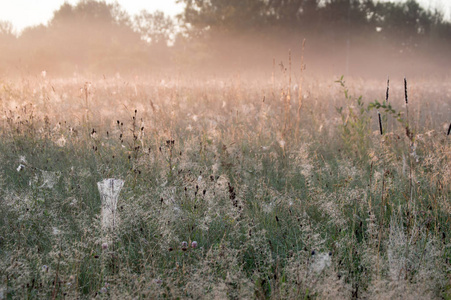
(0, 72, 449, 299)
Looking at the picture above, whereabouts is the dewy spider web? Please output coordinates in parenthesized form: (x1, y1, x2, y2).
(97, 178, 124, 230)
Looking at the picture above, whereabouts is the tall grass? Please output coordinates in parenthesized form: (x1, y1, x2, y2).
(0, 72, 449, 299)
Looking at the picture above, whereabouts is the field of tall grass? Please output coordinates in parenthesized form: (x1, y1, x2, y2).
(0, 71, 449, 299)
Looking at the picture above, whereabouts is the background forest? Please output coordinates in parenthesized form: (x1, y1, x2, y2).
(0, 0, 450, 77)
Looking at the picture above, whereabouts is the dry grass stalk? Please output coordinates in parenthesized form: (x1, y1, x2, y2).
(284, 49, 292, 134)
(295, 39, 306, 141)
(272, 57, 275, 99)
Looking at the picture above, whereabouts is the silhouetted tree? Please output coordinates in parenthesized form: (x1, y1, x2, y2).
(0, 21, 17, 70)
(369, 0, 432, 39)
(42, 0, 143, 72)
(0, 21, 15, 38)
(134, 10, 175, 46)
(180, 0, 269, 32)
(267, 0, 321, 28)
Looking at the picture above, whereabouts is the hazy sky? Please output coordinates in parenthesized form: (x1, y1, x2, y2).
(0, 0, 184, 33)
(0, 0, 449, 34)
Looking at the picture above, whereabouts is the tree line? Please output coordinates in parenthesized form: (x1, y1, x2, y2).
(181, 0, 451, 39)
(0, 0, 450, 75)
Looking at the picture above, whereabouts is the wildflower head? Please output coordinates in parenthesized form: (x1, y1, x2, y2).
(181, 241, 188, 251)
(278, 139, 286, 149)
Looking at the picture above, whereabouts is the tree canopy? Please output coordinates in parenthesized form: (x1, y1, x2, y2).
(0, 0, 449, 75)
(178, 0, 450, 39)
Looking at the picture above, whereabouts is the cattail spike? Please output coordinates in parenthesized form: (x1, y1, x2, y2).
(385, 77, 389, 102)
(404, 77, 408, 104)
(378, 111, 383, 135)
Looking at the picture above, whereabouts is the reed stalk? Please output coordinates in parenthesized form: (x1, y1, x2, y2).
(404, 77, 413, 228)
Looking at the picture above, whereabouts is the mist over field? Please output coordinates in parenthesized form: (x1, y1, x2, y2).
(0, 0, 450, 79)
(0, 1, 450, 299)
